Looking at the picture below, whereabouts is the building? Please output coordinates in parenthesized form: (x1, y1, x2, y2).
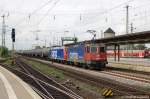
(104, 28, 115, 38)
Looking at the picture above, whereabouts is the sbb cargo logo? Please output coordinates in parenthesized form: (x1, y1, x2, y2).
(69, 53, 78, 60)
(51, 51, 57, 59)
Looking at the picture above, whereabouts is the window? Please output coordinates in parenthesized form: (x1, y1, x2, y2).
(86, 46, 90, 53)
(91, 47, 97, 53)
(99, 47, 105, 53)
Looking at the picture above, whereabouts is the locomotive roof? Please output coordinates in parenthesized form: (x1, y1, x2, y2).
(65, 42, 104, 47)
(51, 46, 65, 49)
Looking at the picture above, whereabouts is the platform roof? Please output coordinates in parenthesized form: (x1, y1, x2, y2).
(65, 31, 150, 46)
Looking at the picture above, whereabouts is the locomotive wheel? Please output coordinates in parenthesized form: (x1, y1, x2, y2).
(86, 64, 94, 70)
(88, 65, 94, 70)
(83, 64, 88, 69)
(100, 63, 106, 68)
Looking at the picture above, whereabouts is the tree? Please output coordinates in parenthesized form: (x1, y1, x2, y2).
(0, 46, 9, 57)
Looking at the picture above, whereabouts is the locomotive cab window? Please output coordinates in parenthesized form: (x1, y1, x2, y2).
(99, 47, 105, 53)
(91, 46, 97, 53)
(86, 46, 90, 53)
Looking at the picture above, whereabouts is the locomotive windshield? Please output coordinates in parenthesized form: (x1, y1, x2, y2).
(99, 47, 105, 53)
(91, 46, 97, 53)
(85, 45, 105, 53)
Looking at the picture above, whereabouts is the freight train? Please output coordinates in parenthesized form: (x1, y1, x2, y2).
(20, 43, 108, 69)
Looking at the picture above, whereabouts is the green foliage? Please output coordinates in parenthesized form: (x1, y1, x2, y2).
(0, 46, 9, 57)
(25, 60, 65, 80)
(3, 58, 13, 65)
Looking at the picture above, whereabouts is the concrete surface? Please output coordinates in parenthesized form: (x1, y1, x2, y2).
(0, 66, 42, 99)
(107, 58, 150, 72)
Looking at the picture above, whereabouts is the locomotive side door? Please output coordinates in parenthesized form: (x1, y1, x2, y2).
(84, 45, 90, 62)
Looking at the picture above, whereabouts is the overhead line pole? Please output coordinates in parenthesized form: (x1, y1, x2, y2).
(125, 5, 130, 53)
(130, 23, 133, 33)
(126, 5, 129, 34)
(130, 23, 133, 53)
(1, 15, 6, 47)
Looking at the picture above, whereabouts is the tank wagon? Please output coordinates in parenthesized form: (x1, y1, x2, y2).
(21, 48, 50, 57)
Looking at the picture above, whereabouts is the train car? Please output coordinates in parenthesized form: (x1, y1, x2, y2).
(144, 49, 150, 58)
(107, 50, 147, 58)
(50, 46, 67, 63)
(67, 43, 107, 69)
(41, 48, 50, 58)
(67, 44, 84, 65)
(20, 48, 50, 58)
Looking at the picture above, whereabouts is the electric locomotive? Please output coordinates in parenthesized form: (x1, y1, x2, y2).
(66, 43, 107, 69)
(49, 43, 107, 69)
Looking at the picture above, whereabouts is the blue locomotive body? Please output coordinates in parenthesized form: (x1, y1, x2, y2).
(67, 44, 84, 64)
(50, 47, 64, 60)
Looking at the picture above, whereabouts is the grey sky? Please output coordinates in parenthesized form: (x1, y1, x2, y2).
(0, 0, 150, 50)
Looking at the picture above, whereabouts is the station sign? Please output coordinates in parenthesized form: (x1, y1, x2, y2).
(61, 37, 77, 41)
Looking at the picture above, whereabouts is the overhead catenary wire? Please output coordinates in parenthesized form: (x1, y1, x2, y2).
(29, 0, 54, 16)
(35, 0, 60, 27)
(14, 0, 133, 28)
(5, 0, 148, 28)
(13, 0, 54, 28)
(83, 0, 134, 16)
(8, 0, 150, 35)
(73, 0, 146, 33)
(12, 0, 146, 31)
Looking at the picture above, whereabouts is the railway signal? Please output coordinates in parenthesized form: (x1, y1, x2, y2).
(11, 28, 15, 65)
(11, 28, 15, 42)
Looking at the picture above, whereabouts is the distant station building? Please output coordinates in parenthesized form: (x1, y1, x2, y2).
(104, 28, 115, 38)
(104, 28, 116, 50)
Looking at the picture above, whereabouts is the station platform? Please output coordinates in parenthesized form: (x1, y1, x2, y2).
(107, 58, 150, 72)
(0, 66, 41, 99)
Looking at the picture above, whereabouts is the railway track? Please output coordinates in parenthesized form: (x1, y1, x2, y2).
(62, 68, 150, 96)
(101, 68, 150, 84)
(24, 56, 150, 97)
(1, 58, 82, 99)
(16, 59, 82, 99)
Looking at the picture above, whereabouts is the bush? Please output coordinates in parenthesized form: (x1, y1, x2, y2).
(0, 47, 9, 57)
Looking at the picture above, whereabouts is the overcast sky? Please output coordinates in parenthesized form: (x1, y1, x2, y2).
(0, 0, 150, 50)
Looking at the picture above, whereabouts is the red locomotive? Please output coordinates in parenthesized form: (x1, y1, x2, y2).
(53, 43, 108, 69)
